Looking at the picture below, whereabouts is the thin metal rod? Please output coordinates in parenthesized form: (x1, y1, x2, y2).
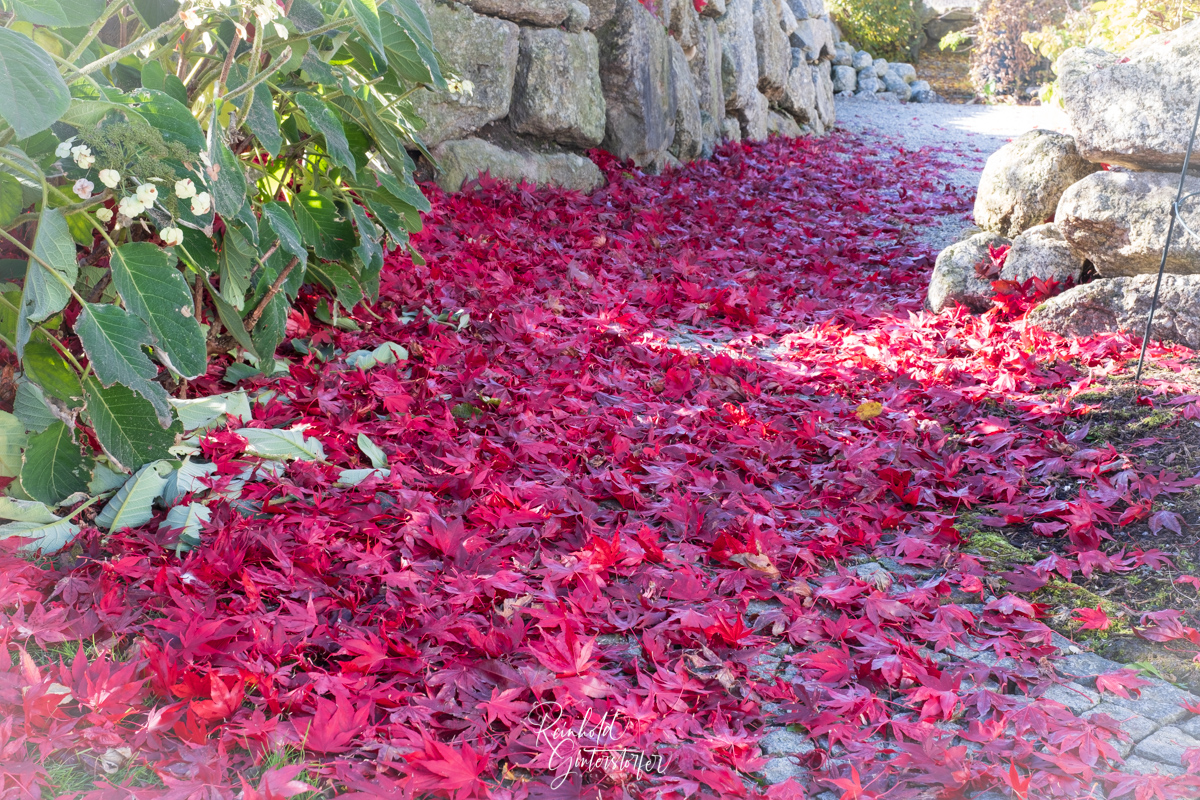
(1135, 91, 1200, 387)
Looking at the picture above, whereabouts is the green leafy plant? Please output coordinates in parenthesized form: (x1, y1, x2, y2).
(827, 0, 920, 60)
(0, 0, 442, 513)
(968, 0, 1059, 96)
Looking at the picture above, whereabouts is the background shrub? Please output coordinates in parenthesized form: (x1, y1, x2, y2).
(828, 0, 921, 60)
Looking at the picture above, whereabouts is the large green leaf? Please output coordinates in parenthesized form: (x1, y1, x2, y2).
(162, 459, 218, 505)
(12, 0, 104, 26)
(0, 497, 59, 523)
(207, 132, 248, 219)
(75, 303, 172, 424)
(287, 0, 325, 31)
(13, 379, 55, 433)
(262, 201, 307, 270)
(349, 0, 386, 56)
(293, 190, 354, 261)
(0, 172, 23, 228)
(131, 89, 206, 151)
(218, 225, 255, 312)
(21, 422, 90, 505)
(0, 516, 80, 553)
(0, 409, 26, 478)
(244, 81, 282, 157)
(84, 376, 181, 472)
(95, 460, 172, 531)
(307, 261, 364, 311)
(294, 93, 356, 178)
(23, 340, 81, 404)
(109, 243, 206, 379)
(357, 433, 387, 469)
(0, 27, 70, 139)
(132, 0, 180, 28)
(249, 282, 287, 365)
(170, 390, 251, 432)
(379, 11, 443, 88)
(384, 0, 434, 44)
(160, 501, 211, 551)
(349, 201, 383, 276)
(17, 208, 77, 356)
(372, 167, 430, 213)
(237, 427, 326, 460)
(202, 275, 259, 359)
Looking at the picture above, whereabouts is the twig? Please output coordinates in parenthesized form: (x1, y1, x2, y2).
(244, 255, 300, 332)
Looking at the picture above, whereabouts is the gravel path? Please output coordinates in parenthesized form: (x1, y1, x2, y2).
(834, 98, 1072, 250)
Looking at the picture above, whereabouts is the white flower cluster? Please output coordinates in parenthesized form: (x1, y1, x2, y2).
(56, 136, 213, 247)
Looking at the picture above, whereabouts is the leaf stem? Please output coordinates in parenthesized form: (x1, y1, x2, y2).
(67, 1, 128, 64)
(244, 255, 300, 332)
(77, 14, 183, 77)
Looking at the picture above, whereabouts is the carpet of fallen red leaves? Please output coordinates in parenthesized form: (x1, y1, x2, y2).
(3, 132, 1200, 800)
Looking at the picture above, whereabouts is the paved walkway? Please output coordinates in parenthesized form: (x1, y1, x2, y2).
(834, 98, 1073, 252)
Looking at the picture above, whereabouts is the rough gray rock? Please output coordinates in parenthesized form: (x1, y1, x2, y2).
(909, 79, 931, 94)
(780, 49, 817, 123)
(596, 0, 676, 165)
(1135, 726, 1200, 765)
(786, 0, 823, 18)
(911, 87, 940, 103)
(1028, 273, 1200, 350)
(1004, 224, 1084, 286)
(722, 115, 742, 141)
(1042, 682, 1101, 714)
(716, 0, 760, 113)
(761, 728, 816, 755)
(927, 231, 1010, 312)
(1122, 755, 1185, 776)
(882, 70, 911, 101)
(1058, 20, 1200, 171)
(856, 71, 880, 94)
(851, 49, 872, 70)
(668, 39, 704, 161)
(872, 57, 889, 77)
(510, 29, 606, 148)
(832, 64, 857, 93)
(700, 0, 725, 16)
(891, 62, 917, 82)
(812, 61, 834, 129)
(766, 109, 802, 137)
(411, 1, 519, 148)
(433, 138, 605, 193)
(924, 6, 974, 42)
(691, 18, 725, 153)
(1057, 170, 1200, 277)
(762, 757, 805, 785)
(974, 129, 1100, 238)
(665, 0, 701, 49)
(459, 0, 570, 26)
(565, 0, 591, 30)
(739, 89, 771, 140)
(790, 17, 833, 63)
(832, 40, 853, 66)
(752, 0, 791, 101)
(579, 0, 616, 27)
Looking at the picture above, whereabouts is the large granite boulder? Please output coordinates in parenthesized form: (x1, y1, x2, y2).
(882, 69, 911, 101)
(740, 90, 771, 140)
(1004, 223, 1084, 286)
(832, 64, 856, 93)
(786, 0, 824, 19)
(927, 231, 1010, 312)
(691, 18, 726, 152)
(459, 0, 570, 26)
(753, 0, 791, 100)
(791, 17, 833, 63)
(812, 61, 835, 129)
(717, 0, 761, 113)
(666, 0, 702, 50)
(668, 39, 705, 161)
(1057, 170, 1200, 277)
(856, 70, 880, 94)
(974, 130, 1100, 237)
(579, 0, 616, 27)
(1058, 20, 1200, 171)
(1028, 273, 1200, 349)
(411, 2, 519, 148)
(780, 50, 818, 123)
(510, 29, 606, 148)
(596, 0, 677, 165)
(433, 138, 605, 193)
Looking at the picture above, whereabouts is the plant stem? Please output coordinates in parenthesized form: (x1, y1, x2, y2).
(225, 46, 292, 104)
(244, 255, 300, 332)
(217, 30, 243, 97)
(67, 1, 127, 64)
(78, 14, 183, 77)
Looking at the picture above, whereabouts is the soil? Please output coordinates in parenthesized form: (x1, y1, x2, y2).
(971, 360, 1200, 693)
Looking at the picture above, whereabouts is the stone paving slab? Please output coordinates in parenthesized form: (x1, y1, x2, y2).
(1106, 681, 1199, 726)
(1043, 681, 1102, 714)
(1123, 754, 1186, 776)
(1182, 715, 1200, 738)
(1134, 726, 1200, 766)
(1057, 652, 1124, 687)
(1086, 702, 1160, 747)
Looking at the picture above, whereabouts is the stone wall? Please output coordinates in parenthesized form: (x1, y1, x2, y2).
(413, 0, 841, 192)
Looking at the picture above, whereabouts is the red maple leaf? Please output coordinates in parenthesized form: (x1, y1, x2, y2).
(1071, 605, 1110, 631)
(1095, 669, 1153, 700)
